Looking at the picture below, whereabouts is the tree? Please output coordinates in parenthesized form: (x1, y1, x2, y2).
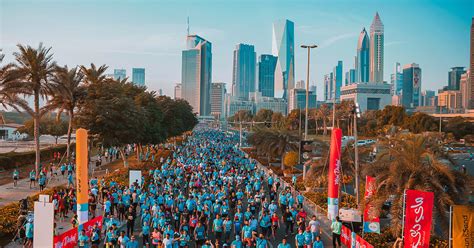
(247, 127, 298, 170)
(402, 112, 438, 133)
(50, 65, 86, 160)
(76, 79, 143, 166)
(4, 43, 56, 177)
(317, 104, 330, 135)
(283, 151, 299, 173)
(254, 109, 273, 123)
(18, 116, 68, 144)
(80, 63, 108, 85)
(363, 134, 468, 237)
(156, 96, 197, 138)
(444, 117, 474, 139)
(285, 109, 302, 131)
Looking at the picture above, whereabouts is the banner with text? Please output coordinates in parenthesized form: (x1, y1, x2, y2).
(403, 189, 434, 248)
(53, 227, 78, 248)
(82, 215, 103, 236)
(452, 205, 474, 248)
(327, 128, 342, 220)
(363, 175, 380, 233)
(341, 225, 352, 247)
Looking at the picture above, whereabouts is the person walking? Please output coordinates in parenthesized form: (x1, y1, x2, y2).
(29, 169, 36, 189)
(126, 206, 136, 237)
(330, 216, 342, 248)
(13, 169, 19, 187)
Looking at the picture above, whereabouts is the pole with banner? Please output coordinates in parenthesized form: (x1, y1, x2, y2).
(402, 189, 435, 248)
(76, 128, 89, 226)
(363, 175, 380, 233)
(327, 128, 342, 221)
(451, 205, 474, 248)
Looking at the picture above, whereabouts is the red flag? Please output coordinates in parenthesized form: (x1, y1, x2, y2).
(363, 176, 380, 233)
(403, 189, 434, 248)
(327, 128, 342, 220)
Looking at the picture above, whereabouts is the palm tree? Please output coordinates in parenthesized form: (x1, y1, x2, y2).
(317, 104, 330, 135)
(50, 65, 86, 160)
(80, 63, 108, 85)
(4, 43, 56, 177)
(248, 127, 298, 170)
(363, 133, 469, 237)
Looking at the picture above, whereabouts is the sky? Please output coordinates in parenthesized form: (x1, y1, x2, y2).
(1, 0, 472, 99)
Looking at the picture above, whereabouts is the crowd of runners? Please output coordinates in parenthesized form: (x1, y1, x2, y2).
(20, 128, 335, 247)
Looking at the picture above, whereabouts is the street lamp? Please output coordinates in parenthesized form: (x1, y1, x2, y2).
(301, 44, 317, 179)
(300, 44, 317, 141)
(353, 102, 361, 206)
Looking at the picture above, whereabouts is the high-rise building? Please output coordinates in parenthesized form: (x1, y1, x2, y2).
(390, 62, 403, 95)
(448, 67, 466, 90)
(158, 89, 163, 96)
(460, 70, 471, 109)
(421, 90, 435, 107)
(258, 54, 277, 97)
(174, 83, 182, 99)
(272, 19, 295, 99)
(310, 85, 317, 95)
(210, 82, 226, 119)
(324, 73, 334, 101)
(250, 92, 288, 115)
(232, 44, 256, 100)
(295, 80, 305, 89)
(132, 68, 145, 86)
(114, 69, 126, 81)
(345, 69, 356, 85)
(288, 88, 317, 112)
(340, 83, 391, 112)
(402, 63, 422, 108)
(369, 12, 384, 83)
(181, 35, 212, 116)
(356, 28, 370, 83)
(333, 61, 343, 99)
(438, 90, 462, 113)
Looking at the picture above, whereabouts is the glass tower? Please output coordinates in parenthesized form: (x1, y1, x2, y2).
(369, 12, 384, 83)
(357, 28, 370, 83)
(333, 61, 343, 99)
(258, 54, 277, 97)
(402, 63, 422, 108)
(181, 35, 212, 116)
(272, 19, 295, 99)
(113, 69, 126, 81)
(448, 67, 466, 90)
(132, 68, 145, 86)
(232, 44, 256, 100)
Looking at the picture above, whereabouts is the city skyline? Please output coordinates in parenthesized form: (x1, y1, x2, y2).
(1, 0, 471, 99)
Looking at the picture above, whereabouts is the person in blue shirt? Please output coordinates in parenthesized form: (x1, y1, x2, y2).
(256, 233, 269, 248)
(231, 235, 243, 248)
(213, 214, 224, 241)
(277, 237, 291, 248)
(38, 174, 47, 191)
(295, 229, 305, 248)
(141, 221, 150, 246)
(67, 173, 74, 187)
(223, 216, 233, 243)
(313, 235, 324, 248)
(13, 169, 19, 187)
(126, 235, 139, 248)
(179, 229, 190, 247)
(194, 222, 206, 247)
(29, 170, 36, 189)
(24, 219, 33, 247)
(78, 230, 89, 248)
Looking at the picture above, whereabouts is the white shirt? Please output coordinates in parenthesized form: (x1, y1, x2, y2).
(309, 220, 321, 233)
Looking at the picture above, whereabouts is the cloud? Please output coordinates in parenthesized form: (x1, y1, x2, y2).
(319, 33, 358, 48)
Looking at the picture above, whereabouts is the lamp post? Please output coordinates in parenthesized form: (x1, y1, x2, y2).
(301, 44, 317, 180)
(353, 103, 361, 206)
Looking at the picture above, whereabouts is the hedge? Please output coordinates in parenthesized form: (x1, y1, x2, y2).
(0, 144, 73, 170)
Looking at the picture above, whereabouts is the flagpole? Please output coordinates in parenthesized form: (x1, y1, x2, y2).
(448, 205, 452, 248)
(401, 189, 407, 242)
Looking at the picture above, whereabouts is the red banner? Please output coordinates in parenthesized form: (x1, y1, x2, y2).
(327, 128, 342, 220)
(363, 176, 380, 233)
(53, 227, 78, 248)
(403, 189, 434, 248)
(82, 216, 103, 236)
(341, 225, 352, 247)
(355, 234, 374, 248)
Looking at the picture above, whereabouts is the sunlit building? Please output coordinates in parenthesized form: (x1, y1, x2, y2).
(272, 19, 295, 99)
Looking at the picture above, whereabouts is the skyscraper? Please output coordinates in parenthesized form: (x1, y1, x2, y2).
(356, 28, 370, 83)
(448, 67, 466, 90)
(369, 12, 384, 83)
(182, 35, 212, 116)
(272, 19, 295, 99)
(210, 82, 226, 119)
(333, 61, 343, 99)
(470, 18, 474, 108)
(132, 68, 145, 86)
(174, 83, 182, 99)
(402, 63, 422, 108)
(345, 69, 356, 85)
(390, 63, 403, 95)
(113, 69, 126, 81)
(258, 54, 277, 97)
(232, 44, 256, 100)
(460, 70, 470, 109)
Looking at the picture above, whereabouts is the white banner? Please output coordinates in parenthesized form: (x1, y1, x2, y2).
(33, 201, 54, 247)
(129, 170, 142, 187)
